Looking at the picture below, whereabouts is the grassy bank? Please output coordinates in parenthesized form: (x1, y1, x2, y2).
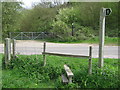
(43, 37, 118, 46)
(2, 55, 119, 88)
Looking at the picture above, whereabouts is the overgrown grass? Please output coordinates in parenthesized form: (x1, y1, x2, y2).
(2, 55, 119, 88)
(42, 36, 119, 46)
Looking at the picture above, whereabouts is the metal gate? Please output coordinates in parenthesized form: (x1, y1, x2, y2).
(9, 32, 48, 40)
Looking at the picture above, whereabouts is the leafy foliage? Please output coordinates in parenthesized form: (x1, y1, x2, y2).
(19, 6, 56, 32)
(2, 55, 119, 88)
(8, 55, 62, 83)
(2, 2, 118, 41)
(2, 2, 22, 38)
(51, 20, 71, 41)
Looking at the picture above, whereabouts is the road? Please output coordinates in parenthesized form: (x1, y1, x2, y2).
(0, 40, 119, 58)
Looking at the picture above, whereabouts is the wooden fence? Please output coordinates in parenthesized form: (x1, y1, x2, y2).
(42, 42, 92, 75)
(4, 38, 92, 74)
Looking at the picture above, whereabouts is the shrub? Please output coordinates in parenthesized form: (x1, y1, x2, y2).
(74, 26, 95, 40)
(2, 55, 119, 88)
(51, 20, 71, 41)
(7, 55, 62, 83)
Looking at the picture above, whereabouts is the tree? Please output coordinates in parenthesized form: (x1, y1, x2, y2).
(19, 4, 57, 32)
(2, 2, 22, 38)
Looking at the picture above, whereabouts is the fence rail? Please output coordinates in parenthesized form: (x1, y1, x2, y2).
(42, 52, 89, 58)
(42, 42, 92, 74)
(4, 38, 93, 74)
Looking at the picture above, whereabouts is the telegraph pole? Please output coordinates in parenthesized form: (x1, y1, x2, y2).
(98, 7, 112, 68)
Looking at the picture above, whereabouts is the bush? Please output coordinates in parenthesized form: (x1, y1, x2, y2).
(3, 55, 119, 88)
(7, 55, 62, 83)
(73, 64, 119, 88)
(51, 22, 95, 42)
(51, 20, 71, 41)
(106, 28, 118, 37)
(74, 26, 95, 40)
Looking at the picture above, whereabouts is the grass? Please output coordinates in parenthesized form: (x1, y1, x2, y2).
(2, 54, 119, 88)
(0, 54, 2, 89)
(42, 36, 119, 46)
(2, 55, 55, 88)
(2, 69, 55, 88)
(80, 37, 119, 46)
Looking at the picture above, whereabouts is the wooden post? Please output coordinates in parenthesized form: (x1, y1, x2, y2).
(88, 46, 92, 74)
(12, 39, 16, 59)
(4, 38, 11, 68)
(43, 42, 46, 66)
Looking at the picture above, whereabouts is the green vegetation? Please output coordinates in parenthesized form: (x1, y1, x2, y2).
(2, 2, 22, 38)
(1, 1, 119, 89)
(0, 54, 3, 89)
(40, 36, 118, 46)
(2, 2, 119, 43)
(2, 55, 119, 88)
(82, 36, 118, 45)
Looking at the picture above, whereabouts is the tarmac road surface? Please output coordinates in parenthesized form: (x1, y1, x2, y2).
(0, 40, 119, 58)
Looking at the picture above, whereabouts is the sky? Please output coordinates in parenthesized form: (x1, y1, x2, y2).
(2, 0, 118, 9)
(21, 0, 40, 9)
(21, 0, 68, 9)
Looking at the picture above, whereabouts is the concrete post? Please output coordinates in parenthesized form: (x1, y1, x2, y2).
(98, 8, 106, 68)
(4, 38, 11, 67)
